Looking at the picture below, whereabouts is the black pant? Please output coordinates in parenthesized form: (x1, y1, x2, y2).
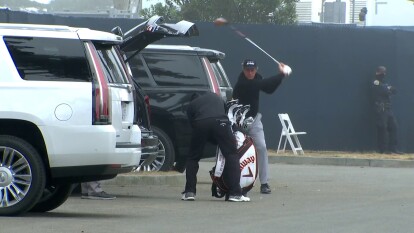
(375, 109, 398, 153)
(184, 118, 242, 196)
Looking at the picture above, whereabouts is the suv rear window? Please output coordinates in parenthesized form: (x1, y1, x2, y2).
(142, 53, 208, 87)
(94, 43, 130, 84)
(4, 36, 91, 82)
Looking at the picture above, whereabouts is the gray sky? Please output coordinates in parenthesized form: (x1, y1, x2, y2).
(31, 0, 51, 3)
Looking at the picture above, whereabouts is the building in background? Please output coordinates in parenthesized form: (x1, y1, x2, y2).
(366, 0, 414, 26)
(296, 0, 414, 26)
(55, 0, 142, 18)
(42, 0, 143, 18)
(113, 0, 142, 15)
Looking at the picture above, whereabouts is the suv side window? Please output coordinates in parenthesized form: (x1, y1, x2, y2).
(127, 55, 152, 87)
(142, 53, 208, 87)
(4, 36, 91, 82)
(210, 62, 230, 87)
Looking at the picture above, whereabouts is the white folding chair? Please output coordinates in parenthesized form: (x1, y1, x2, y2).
(277, 113, 307, 155)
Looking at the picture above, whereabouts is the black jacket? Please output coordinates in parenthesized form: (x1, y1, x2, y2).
(372, 77, 396, 105)
(187, 92, 227, 123)
(233, 72, 285, 117)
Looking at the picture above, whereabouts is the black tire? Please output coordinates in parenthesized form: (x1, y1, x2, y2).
(0, 135, 46, 216)
(30, 184, 74, 212)
(150, 126, 175, 171)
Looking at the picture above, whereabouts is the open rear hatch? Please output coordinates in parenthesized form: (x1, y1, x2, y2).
(113, 15, 199, 171)
(118, 15, 199, 61)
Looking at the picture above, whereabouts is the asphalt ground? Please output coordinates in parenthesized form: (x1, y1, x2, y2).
(7, 162, 414, 233)
(103, 151, 414, 187)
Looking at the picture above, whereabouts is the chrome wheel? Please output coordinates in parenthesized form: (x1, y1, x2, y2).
(0, 146, 32, 207)
(0, 136, 45, 216)
(138, 126, 175, 172)
(139, 139, 166, 171)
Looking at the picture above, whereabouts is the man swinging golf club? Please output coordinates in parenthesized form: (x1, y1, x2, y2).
(233, 59, 292, 194)
(214, 17, 293, 193)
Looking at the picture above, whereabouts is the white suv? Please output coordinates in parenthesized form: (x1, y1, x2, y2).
(0, 23, 141, 215)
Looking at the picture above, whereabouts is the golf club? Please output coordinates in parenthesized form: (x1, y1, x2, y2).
(238, 105, 251, 127)
(213, 17, 281, 65)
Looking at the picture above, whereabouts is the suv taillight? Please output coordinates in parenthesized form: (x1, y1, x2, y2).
(86, 42, 111, 125)
(202, 57, 220, 96)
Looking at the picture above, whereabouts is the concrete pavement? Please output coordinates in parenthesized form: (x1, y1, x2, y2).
(103, 153, 414, 187)
(269, 154, 414, 168)
(10, 163, 414, 233)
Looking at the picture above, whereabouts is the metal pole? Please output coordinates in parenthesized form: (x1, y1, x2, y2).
(321, 0, 325, 22)
(352, 0, 355, 23)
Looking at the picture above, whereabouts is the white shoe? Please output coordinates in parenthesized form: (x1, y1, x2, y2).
(227, 195, 250, 202)
(181, 192, 195, 201)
